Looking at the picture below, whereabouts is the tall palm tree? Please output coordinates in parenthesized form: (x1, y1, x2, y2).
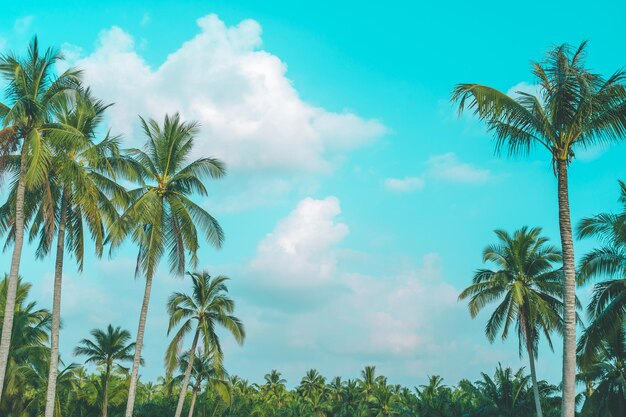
(0, 88, 137, 417)
(0, 37, 81, 401)
(166, 271, 245, 417)
(106, 113, 226, 417)
(459, 227, 566, 417)
(74, 325, 136, 417)
(452, 42, 626, 416)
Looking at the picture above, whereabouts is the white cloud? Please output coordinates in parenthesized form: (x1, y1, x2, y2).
(247, 197, 348, 298)
(427, 153, 491, 184)
(66, 15, 386, 174)
(384, 176, 425, 192)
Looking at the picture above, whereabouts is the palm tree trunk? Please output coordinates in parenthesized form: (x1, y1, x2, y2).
(44, 191, 68, 417)
(0, 145, 28, 401)
(124, 274, 154, 417)
(187, 379, 201, 417)
(526, 339, 543, 417)
(556, 159, 576, 417)
(103, 363, 111, 417)
(175, 328, 200, 417)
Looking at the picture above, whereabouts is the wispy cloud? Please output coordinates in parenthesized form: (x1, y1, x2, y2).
(14, 16, 34, 33)
(384, 152, 491, 193)
(384, 176, 426, 192)
(427, 152, 491, 184)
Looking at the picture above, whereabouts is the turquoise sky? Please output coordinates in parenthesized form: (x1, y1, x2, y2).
(2, 0, 626, 387)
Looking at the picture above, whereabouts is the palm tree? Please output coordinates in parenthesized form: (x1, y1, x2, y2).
(0, 88, 138, 417)
(74, 325, 136, 417)
(578, 323, 626, 417)
(459, 227, 566, 417)
(263, 369, 287, 406)
(473, 365, 537, 417)
(0, 276, 51, 414)
(106, 113, 226, 417)
(175, 347, 229, 417)
(165, 271, 245, 417)
(299, 369, 326, 400)
(451, 42, 626, 416)
(577, 181, 626, 352)
(0, 37, 81, 401)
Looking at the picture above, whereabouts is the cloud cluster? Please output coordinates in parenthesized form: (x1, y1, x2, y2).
(238, 196, 469, 369)
(66, 15, 386, 175)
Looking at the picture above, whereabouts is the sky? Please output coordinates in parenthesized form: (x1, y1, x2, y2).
(2, 0, 626, 388)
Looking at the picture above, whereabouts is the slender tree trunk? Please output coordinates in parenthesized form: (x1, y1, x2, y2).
(527, 340, 543, 417)
(187, 379, 201, 417)
(44, 191, 68, 417)
(124, 274, 154, 417)
(103, 363, 111, 417)
(556, 159, 576, 417)
(0, 145, 28, 400)
(175, 328, 200, 417)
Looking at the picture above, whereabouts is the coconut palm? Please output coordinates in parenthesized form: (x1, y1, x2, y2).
(175, 347, 229, 417)
(74, 325, 136, 417)
(577, 181, 626, 353)
(165, 271, 244, 417)
(459, 227, 566, 417)
(452, 42, 626, 416)
(0, 37, 81, 401)
(299, 369, 326, 400)
(0, 88, 137, 417)
(105, 113, 226, 417)
(578, 323, 626, 417)
(0, 276, 51, 414)
(472, 365, 536, 417)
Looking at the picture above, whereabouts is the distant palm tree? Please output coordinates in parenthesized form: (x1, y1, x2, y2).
(74, 325, 136, 417)
(166, 271, 244, 417)
(452, 42, 626, 416)
(459, 227, 566, 417)
(299, 369, 326, 399)
(0, 37, 81, 401)
(106, 113, 226, 417)
(473, 365, 536, 417)
(175, 347, 229, 417)
(263, 369, 287, 406)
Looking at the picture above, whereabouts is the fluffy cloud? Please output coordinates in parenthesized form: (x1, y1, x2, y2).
(243, 197, 348, 309)
(384, 176, 426, 192)
(65, 15, 386, 174)
(427, 153, 490, 184)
